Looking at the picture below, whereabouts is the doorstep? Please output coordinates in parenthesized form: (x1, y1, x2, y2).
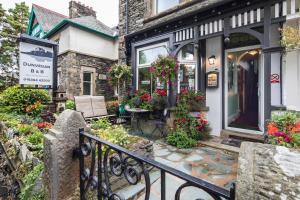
(221, 129, 264, 142)
(198, 137, 240, 154)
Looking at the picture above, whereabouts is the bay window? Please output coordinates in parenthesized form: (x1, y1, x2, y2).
(137, 43, 168, 94)
(177, 44, 197, 92)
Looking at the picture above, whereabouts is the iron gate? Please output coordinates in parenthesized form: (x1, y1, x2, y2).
(77, 128, 235, 200)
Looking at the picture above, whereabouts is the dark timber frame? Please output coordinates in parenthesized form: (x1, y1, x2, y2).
(125, 0, 285, 130)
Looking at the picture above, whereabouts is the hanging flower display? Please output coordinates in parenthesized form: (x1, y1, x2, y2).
(150, 55, 179, 85)
(108, 64, 132, 86)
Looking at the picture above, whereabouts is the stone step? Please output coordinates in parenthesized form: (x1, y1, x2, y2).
(116, 170, 161, 200)
(221, 129, 264, 143)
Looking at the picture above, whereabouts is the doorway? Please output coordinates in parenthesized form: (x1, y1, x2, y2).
(225, 46, 262, 132)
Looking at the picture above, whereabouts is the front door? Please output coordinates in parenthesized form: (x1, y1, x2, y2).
(225, 46, 263, 133)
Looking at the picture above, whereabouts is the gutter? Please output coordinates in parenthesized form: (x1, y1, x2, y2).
(43, 19, 118, 41)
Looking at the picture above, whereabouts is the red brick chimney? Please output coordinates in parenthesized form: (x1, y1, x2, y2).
(69, 1, 96, 18)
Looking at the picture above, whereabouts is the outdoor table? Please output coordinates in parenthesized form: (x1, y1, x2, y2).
(125, 107, 150, 134)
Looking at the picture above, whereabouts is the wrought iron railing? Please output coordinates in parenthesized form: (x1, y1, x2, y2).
(78, 128, 236, 200)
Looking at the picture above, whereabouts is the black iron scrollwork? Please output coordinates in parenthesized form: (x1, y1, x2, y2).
(78, 129, 235, 200)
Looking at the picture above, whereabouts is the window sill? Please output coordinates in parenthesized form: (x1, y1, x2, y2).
(143, 0, 200, 24)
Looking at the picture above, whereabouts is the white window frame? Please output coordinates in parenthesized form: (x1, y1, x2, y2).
(83, 72, 93, 96)
(177, 45, 198, 93)
(136, 42, 168, 90)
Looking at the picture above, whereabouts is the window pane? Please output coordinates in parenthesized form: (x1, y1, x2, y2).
(179, 64, 195, 91)
(83, 82, 91, 95)
(138, 67, 155, 94)
(157, 0, 179, 13)
(83, 73, 91, 81)
(181, 44, 194, 61)
(139, 46, 168, 65)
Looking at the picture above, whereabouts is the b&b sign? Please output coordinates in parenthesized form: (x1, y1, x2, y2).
(19, 41, 54, 86)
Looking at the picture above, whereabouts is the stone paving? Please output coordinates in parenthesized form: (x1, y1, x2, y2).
(138, 140, 238, 200)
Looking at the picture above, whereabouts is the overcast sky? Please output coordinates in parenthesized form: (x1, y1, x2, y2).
(1, 0, 119, 28)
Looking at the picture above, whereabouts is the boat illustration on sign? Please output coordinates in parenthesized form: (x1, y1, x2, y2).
(21, 47, 53, 62)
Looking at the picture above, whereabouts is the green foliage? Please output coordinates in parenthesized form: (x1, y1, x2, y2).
(95, 125, 130, 148)
(1, 86, 50, 116)
(271, 111, 298, 133)
(108, 64, 132, 87)
(291, 134, 300, 148)
(19, 162, 44, 200)
(65, 100, 76, 110)
(91, 118, 112, 130)
(128, 90, 153, 110)
(0, 112, 20, 128)
(24, 131, 44, 150)
(166, 129, 197, 149)
(0, 2, 29, 86)
(150, 55, 178, 83)
(18, 124, 40, 136)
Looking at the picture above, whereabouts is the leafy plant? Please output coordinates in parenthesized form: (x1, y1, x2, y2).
(150, 55, 178, 85)
(128, 90, 153, 110)
(1, 86, 50, 116)
(17, 124, 41, 136)
(166, 129, 197, 149)
(91, 118, 112, 130)
(19, 163, 44, 200)
(24, 131, 44, 150)
(95, 125, 131, 148)
(65, 100, 75, 110)
(267, 111, 300, 149)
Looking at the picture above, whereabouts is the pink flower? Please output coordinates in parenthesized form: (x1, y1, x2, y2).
(285, 136, 291, 143)
(275, 132, 286, 137)
(167, 81, 172, 85)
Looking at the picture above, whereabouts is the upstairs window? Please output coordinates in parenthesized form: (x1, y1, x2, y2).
(83, 72, 92, 95)
(156, 0, 180, 13)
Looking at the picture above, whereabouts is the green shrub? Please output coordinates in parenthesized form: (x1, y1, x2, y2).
(19, 163, 44, 200)
(95, 125, 130, 148)
(24, 131, 44, 149)
(1, 86, 50, 116)
(0, 112, 20, 128)
(65, 100, 75, 110)
(166, 129, 197, 149)
(91, 118, 112, 130)
(18, 124, 40, 136)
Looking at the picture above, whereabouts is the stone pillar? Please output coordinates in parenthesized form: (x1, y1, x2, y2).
(236, 142, 300, 200)
(44, 110, 86, 200)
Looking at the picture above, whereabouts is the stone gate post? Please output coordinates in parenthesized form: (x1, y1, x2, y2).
(44, 110, 86, 200)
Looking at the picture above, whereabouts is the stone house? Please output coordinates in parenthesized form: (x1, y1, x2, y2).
(27, 1, 119, 100)
(119, 0, 300, 138)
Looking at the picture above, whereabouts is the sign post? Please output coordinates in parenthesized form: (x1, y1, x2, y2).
(19, 34, 58, 89)
(18, 34, 58, 110)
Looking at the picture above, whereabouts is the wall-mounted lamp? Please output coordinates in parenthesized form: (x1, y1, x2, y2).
(208, 55, 216, 65)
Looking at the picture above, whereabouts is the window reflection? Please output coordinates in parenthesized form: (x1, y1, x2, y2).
(179, 64, 196, 91)
(157, 0, 180, 13)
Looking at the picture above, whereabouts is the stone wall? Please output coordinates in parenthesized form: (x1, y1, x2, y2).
(58, 51, 116, 100)
(236, 142, 300, 200)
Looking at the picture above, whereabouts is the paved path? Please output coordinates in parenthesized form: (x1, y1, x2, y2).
(138, 141, 238, 200)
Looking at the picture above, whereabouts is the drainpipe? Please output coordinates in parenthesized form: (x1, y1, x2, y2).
(125, 0, 128, 35)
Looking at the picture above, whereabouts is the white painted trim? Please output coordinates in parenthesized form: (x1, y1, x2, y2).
(291, 0, 296, 14)
(275, 3, 280, 18)
(224, 45, 264, 135)
(136, 42, 168, 90)
(282, 1, 287, 16)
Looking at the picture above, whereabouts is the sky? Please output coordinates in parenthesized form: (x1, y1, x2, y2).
(1, 0, 119, 28)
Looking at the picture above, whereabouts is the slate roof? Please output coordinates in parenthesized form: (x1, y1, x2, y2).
(31, 4, 118, 39)
(69, 16, 117, 37)
(32, 4, 67, 32)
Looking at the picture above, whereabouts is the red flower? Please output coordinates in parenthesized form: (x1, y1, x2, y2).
(25, 106, 30, 113)
(141, 93, 150, 101)
(197, 125, 203, 130)
(267, 123, 279, 135)
(156, 89, 167, 96)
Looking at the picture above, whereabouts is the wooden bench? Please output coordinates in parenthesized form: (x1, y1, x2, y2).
(74, 96, 115, 122)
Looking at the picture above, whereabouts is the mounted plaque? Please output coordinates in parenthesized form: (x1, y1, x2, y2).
(206, 71, 219, 88)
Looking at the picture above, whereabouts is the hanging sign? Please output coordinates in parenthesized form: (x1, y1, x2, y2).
(206, 71, 219, 88)
(19, 42, 53, 86)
